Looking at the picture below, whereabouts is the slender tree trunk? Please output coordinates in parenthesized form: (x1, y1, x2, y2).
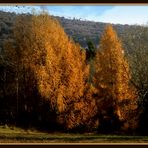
(16, 57, 19, 123)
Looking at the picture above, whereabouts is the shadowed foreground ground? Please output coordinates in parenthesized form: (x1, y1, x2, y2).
(0, 126, 148, 143)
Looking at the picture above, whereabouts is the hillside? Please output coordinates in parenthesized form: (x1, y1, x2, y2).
(0, 10, 135, 50)
(56, 16, 132, 48)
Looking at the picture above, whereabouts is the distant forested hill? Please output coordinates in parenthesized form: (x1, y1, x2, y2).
(56, 16, 132, 48)
(0, 10, 144, 50)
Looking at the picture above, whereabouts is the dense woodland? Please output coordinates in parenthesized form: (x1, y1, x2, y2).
(0, 11, 148, 134)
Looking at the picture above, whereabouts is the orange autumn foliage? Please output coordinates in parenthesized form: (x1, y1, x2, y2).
(5, 13, 139, 132)
(58, 84, 98, 130)
(94, 24, 138, 131)
(12, 12, 96, 129)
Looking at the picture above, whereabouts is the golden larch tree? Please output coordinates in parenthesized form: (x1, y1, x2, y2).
(6, 12, 100, 130)
(3, 14, 42, 126)
(13, 12, 94, 129)
(94, 24, 138, 131)
(33, 13, 96, 130)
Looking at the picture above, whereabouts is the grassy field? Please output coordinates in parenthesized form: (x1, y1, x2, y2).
(0, 125, 148, 143)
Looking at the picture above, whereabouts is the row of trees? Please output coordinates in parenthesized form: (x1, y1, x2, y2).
(0, 12, 143, 134)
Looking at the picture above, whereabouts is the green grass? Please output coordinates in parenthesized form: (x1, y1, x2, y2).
(0, 125, 148, 143)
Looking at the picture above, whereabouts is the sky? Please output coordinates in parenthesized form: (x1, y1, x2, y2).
(0, 5, 148, 25)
